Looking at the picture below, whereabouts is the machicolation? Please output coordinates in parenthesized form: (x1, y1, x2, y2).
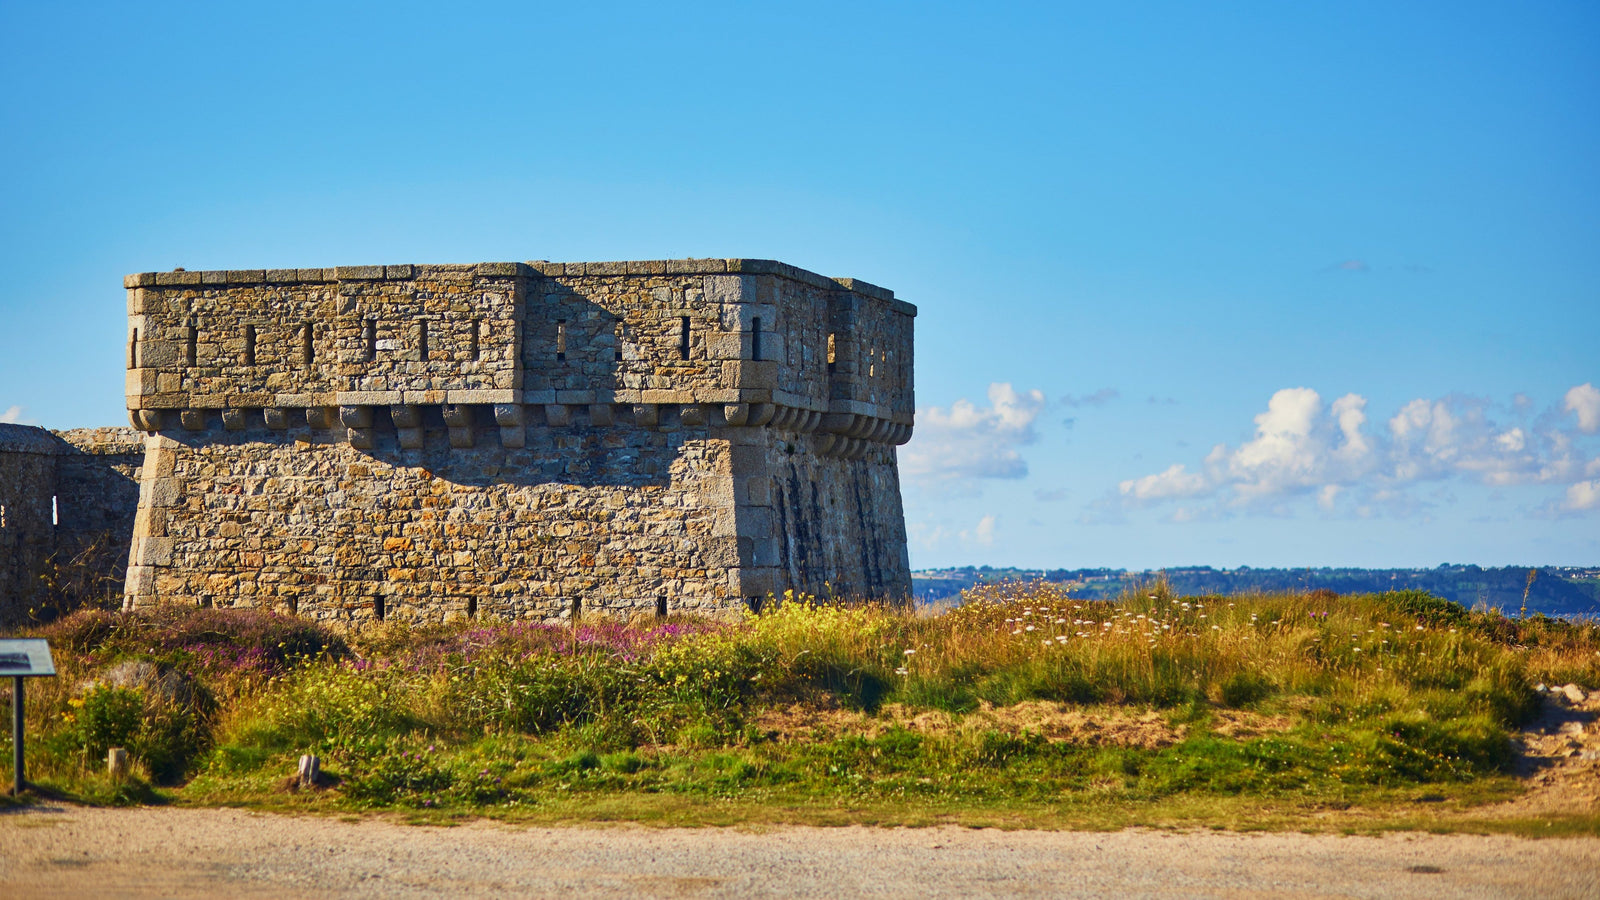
(0, 258, 918, 625)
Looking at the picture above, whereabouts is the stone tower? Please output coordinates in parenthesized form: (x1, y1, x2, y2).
(121, 260, 915, 622)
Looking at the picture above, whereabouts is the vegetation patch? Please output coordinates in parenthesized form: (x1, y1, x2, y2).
(3, 586, 1596, 832)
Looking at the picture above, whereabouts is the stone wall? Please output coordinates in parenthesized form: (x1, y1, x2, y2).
(0, 425, 60, 623)
(127, 416, 737, 623)
(122, 259, 915, 620)
(0, 424, 145, 624)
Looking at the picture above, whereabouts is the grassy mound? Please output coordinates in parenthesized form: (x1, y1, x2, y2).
(4, 586, 1596, 829)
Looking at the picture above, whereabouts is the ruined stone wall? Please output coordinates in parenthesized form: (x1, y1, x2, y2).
(123, 259, 915, 620)
(0, 425, 145, 624)
(0, 425, 59, 623)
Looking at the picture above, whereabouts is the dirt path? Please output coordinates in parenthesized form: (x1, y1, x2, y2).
(1, 804, 1597, 899)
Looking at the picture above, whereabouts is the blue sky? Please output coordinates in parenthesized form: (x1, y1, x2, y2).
(2, 1, 1596, 569)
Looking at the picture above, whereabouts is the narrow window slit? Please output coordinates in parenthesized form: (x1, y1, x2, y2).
(301, 322, 315, 367)
(466, 596, 478, 618)
(244, 325, 256, 366)
(679, 316, 691, 360)
(129, 329, 139, 368)
(470, 319, 481, 361)
(373, 596, 386, 622)
(364, 318, 377, 361)
(556, 320, 567, 361)
(656, 596, 668, 618)
(185, 323, 197, 366)
(751, 317, 762, 361)
(417, 320, 429, 361)
(571, 595, 582, 621)
(827, 333, 837, 374)
(51, 495, 58, 528)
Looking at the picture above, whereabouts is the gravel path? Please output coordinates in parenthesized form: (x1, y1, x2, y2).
(3, 804, 1597, 899)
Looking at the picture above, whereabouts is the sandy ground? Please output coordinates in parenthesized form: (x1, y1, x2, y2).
(1, 804, 1597, 900)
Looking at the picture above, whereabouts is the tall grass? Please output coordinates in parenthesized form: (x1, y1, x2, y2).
(3, 586, 1596, 819)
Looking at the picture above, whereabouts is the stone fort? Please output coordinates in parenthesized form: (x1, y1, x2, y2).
(0, 259, 915, 625)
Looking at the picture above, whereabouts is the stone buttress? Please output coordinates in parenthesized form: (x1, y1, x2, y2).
(121, 260, 915, 623)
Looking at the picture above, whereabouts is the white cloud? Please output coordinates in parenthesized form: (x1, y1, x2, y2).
(1564, 480, 1600, 512)
(971, 514, 996, 546)
(908, 513, 1001, 553)
(1567, 383, 1600, 433)
(902, 383, 1046, 487)
(1119, 464, 1208, 502)
(1118, 385, 1600, 518)
(0, 405, 37, 425)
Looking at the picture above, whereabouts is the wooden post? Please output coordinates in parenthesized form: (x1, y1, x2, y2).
(107, 747, 129, 777)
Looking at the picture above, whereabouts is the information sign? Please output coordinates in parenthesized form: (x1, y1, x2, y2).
(2, 639, 58, 795)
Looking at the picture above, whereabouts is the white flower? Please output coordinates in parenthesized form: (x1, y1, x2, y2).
(903, 649, 915, 655)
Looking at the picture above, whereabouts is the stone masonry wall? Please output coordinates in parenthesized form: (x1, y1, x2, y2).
(128, 415, 737, 624)
(0, 425, 59, 624)
(122, 259, 915, 620)
(0, 424, 146, 624)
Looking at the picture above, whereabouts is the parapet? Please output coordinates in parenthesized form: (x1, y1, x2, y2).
(124, 260, 915, 457)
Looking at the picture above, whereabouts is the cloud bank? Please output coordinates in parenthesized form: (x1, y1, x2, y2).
(901, 383, 1046, 488)
(0, 406, 36, 425)
(1118, 384, 1600, 518)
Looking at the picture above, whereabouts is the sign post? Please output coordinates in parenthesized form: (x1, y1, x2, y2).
(0, 640, 57, 796)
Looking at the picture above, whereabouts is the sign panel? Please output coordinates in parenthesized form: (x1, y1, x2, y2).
(0, 640, 55, 677)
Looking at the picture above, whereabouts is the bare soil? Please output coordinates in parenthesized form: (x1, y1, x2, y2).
(1484, 686, 1600, 820)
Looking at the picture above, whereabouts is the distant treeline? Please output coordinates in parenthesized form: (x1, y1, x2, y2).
(912, 565, 1600, 618)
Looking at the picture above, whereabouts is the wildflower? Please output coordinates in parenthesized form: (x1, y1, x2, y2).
(1212, 625, 1221, 630)
(903, 649, 915, 655)
(895, 667, 909, 676)
(1025, 625, 1036, 632)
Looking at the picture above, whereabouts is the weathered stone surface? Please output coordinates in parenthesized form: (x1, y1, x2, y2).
(0, 425, 146, 625)
(110, 260, 916, 621)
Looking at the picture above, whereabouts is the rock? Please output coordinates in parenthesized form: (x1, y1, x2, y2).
(1558, 684, 1587, 704)
(297, 754, 321, 789)
(83, 660, 195, 706)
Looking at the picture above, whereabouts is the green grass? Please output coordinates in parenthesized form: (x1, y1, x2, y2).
(3, 585, 1597, 834)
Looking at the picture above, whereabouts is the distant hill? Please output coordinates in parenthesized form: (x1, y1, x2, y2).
(912, 565, 1600, 619)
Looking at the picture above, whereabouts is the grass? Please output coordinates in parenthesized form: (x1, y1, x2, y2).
(3, 583, 1597, 834)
